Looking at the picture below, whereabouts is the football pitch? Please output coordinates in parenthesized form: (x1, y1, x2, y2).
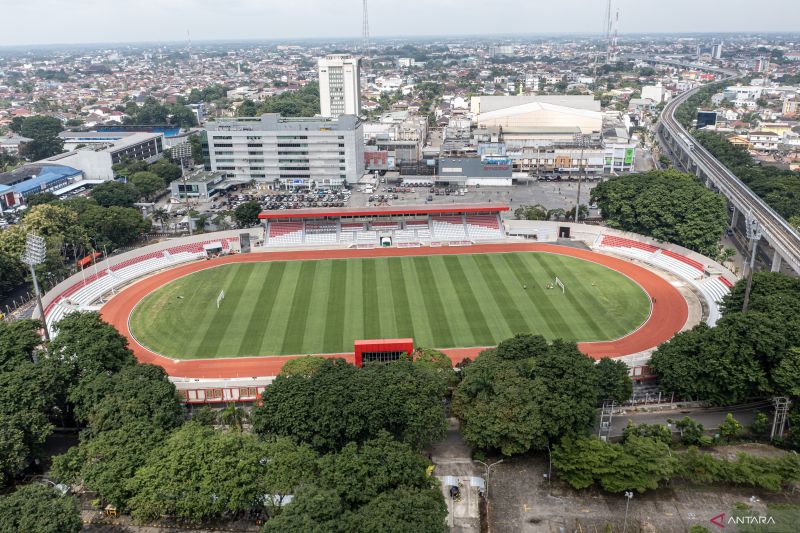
(128, 252, 651, 359)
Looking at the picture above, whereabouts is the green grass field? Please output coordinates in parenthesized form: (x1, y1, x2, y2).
(128, 252, 650, 359)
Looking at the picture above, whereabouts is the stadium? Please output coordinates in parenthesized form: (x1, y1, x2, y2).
(38, 203, 736, 403)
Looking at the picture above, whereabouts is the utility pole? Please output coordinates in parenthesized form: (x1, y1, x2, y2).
(573, 134, 589, 223)
(22, 233, 49, 342)
(742, 214, 762, 313)
(474, 459, 504, 533)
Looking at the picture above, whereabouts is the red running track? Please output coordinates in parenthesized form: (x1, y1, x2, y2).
(99, 243, 688, 378)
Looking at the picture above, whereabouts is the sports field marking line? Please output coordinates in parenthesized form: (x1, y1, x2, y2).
(121, 248, 660, 362)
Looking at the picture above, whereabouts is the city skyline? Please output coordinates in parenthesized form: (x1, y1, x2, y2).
(1, 0, 800, 47)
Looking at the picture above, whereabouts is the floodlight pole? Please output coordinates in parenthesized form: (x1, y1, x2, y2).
(574, 134, 589, 223)
(23, 234, 49, 341)
(28, 262, 49, 342)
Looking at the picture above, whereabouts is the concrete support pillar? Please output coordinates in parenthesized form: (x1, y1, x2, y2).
(771, 251, 783, 272)
(730, 206, 738, 229)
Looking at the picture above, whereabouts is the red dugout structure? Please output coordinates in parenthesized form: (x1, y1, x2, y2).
(354, 338, 414, 367)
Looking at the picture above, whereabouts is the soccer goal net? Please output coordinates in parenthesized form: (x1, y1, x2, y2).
(554, 277, 565, 294)
(216, 290, 225, 309)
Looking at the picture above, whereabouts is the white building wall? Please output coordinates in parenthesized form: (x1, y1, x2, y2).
(318, 54, 361, 118)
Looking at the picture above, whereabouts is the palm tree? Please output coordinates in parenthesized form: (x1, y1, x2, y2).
(151, 208, 169, 232)
(219, 402, 249, 432)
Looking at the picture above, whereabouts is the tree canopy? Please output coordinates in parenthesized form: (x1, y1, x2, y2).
(238, 83, 320, 117)
(90, 180, 140, 208)
(0, 483, 82, 533)
(252, 358, 446, 453)
(591, 170, 728, 257)
(233, 200, 262, 227)
(16, 115, 65, 160)
(452, 334, 619, 455)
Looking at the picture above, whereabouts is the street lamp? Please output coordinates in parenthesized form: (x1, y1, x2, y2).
(573, 133, 591, 223)
(742, 214, 762, 313)
(622, 491, 634, 533)
(21, 233, 50, 341)
(474, 459, 504, 533)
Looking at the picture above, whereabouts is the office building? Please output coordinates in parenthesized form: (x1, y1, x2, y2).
(205, 113, 365, 188)
(46, 132, 164, 180)
(712, 42, 723, 60)
(318, 54, 361, 118)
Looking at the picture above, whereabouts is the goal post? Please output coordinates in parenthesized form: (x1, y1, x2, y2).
(216, 289, 225, 309)
(554, 277, 565, 294)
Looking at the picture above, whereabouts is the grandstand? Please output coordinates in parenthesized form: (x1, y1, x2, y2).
(45, 237, 239, 337)
(258, 204, 508, 247)
(595, 234, 731, 325)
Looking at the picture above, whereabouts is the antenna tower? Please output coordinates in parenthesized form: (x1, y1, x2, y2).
(604, 0, 613, 64)
(362, 0, 370, 57)
(611, 9, 619, 63)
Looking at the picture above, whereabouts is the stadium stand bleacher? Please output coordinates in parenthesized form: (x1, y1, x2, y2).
(596, 234, 730, 325)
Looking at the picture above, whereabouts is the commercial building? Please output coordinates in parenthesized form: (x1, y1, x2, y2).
(470, 95, 603, 139)
(0, 134, 32, 155)
(0, 163, 83, 211)
(205, 113, 365, 189)
(170, 171, 227, 201)
(318, 54, 361, 118)
(437, 157, 513, 186)
(45, 132, 164, 180)
(712, 42, 723, 60)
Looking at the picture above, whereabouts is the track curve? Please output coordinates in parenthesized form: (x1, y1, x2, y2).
(100, 243, 688, 378)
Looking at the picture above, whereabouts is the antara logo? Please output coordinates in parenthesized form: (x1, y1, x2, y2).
(709, 512, 776, 528)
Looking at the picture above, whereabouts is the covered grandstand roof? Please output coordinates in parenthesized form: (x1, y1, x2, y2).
(0, 163, 83, 194)
(259, 203, 510, 220)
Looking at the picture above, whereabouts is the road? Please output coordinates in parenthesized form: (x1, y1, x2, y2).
(603, 401, 772, 437)
(659, 75, 800, 275)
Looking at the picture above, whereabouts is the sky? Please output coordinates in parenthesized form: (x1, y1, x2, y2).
(1, 0, 799, 47)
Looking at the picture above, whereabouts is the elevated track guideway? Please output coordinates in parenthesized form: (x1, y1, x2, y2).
(652, 61, 800, 275)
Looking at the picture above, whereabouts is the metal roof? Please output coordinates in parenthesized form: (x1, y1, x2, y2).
(258, 203, 510, 220)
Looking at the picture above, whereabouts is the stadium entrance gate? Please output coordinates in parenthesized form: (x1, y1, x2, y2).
(354, 338, 414, 367)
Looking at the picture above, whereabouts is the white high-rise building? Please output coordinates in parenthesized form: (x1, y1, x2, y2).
(318, 54, 361, 118)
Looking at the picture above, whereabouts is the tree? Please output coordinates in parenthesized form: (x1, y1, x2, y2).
(219, 402, 249, 432)
(0, 363, 55, 485)
(151, 207, 170, 232)
(129, 171, 165, 201)
(25, 192, 58, 207)
(675, 416, 707, 446)
(0, 319, 41, 372)
(719, 413, 743, 441)
(591, 170, 728, 257)
(90, 180, 140, 208)
(349, 487, 447, 533)
(127, 423, 273, 523)
(412, 348, 457, 387)
(254, 83, 321, 117)
(453, 336, 600, 455)
(279, 355, 328, 377)
(47, 312, 136, 385)
(79, 205, 151, 249)
(622, 421, 673, 446)
(317, 432, 433, 508)
(252, 359, 446, 453)
(51, 420, 169, 509)
(595, 358, 633, 404)
(0, 251, 25, 299)
(69, 363, 184, 432)
(514, 204, 549, 221)
(752, 412, 770, 437)
(262, 485, 347, 533)
(148, 159, 182, 183)
(17, 116, 65, 160)
(0, 484, 82, 533)
(234, 200, 262, 227)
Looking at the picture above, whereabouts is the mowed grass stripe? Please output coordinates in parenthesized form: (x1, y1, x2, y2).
(413, 256, 454, 347)
(374, 259, 397, 339)
(400, 257, 436, 347)
(194, 264, 255, 357)
(322, 259, 348, 352)
(280, 261, 319, 354)
(301, 260, 332, 354)
(361, 259, 381, 339)
(259, 261, 303, 354)
(440, 255, 494, 346)
(387, 258, 414, 339)
(216, 265, 274, 355)
(237, 262, 284, 355)
(427, 256, 475, 346)
(341, 259, 364, 351)
(171, 266, 234, 356)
